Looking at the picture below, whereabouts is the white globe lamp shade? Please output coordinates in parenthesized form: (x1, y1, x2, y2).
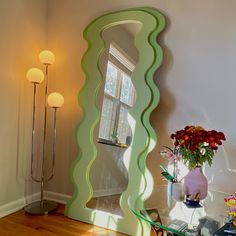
(26, 68, 44, 84)
(39, 50, 55, 65)
(47, 92, 64, 108)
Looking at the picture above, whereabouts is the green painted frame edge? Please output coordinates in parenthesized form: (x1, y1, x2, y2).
(65, 7, 165, 236)
(131, 6, 165, 206)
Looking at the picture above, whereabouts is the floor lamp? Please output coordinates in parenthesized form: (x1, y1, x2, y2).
(24, 50, 64, 215)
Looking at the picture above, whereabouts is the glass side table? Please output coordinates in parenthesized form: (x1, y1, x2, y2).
(131, 185, 230, 236)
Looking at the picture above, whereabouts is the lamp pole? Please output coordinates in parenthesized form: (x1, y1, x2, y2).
(40, 64, 48, 210)
(24, 51, 64, 215)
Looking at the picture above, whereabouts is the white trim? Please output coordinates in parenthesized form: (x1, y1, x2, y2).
(0, 191, 70, 219)
(93, 187, 126, 197)
(0, 189, 125, 218)
(0, 192, 40, 218)
(44, 188, 125, 200)
(44, 191, 71, 205)
(109, 43, 135, 71)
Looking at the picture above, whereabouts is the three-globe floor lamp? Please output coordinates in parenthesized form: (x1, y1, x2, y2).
(24, 50, 64, 215)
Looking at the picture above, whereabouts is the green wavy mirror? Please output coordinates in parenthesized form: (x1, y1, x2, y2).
(65, 7, 165, 236)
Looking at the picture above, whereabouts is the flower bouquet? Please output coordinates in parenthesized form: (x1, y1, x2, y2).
(160, 125, 226, 202)
(170, 125, 226, 169)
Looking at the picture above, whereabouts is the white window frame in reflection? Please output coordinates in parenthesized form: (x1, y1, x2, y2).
(98, 43, 136, 146)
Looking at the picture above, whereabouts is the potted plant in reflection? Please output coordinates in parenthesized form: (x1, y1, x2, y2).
(170, 125, 226, 202)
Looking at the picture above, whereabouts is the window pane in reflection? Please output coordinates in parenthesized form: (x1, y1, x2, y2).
(104, 61, 118, 97)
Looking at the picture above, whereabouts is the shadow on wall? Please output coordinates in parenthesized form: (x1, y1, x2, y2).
(205, 143, 236, 193)
(147, 15, 176, 187)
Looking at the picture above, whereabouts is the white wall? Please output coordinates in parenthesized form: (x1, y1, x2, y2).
(0, 0, 47, 209)
(46, 0, 236, 195)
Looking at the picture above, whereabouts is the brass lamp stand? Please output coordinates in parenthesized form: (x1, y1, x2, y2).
(24, 50, 64, 215)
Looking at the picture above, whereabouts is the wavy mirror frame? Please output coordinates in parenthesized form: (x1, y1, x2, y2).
(65, 7, 165, 236)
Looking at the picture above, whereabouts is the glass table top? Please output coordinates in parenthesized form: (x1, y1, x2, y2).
(132, 185, 230, 236)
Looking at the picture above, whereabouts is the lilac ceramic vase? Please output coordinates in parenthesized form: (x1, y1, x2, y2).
(183, 166, 208, 200)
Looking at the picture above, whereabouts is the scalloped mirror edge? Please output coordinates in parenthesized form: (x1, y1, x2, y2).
(65, 7, 165, 236)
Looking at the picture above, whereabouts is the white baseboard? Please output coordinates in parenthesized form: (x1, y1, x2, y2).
(44, 191, 71, 205)
(93, 187, 126, 197)
(0, 192, 40, 219)
(0, 191, 70, 219)
(0, 188, 125, 219)
(44, 187, 125, 201)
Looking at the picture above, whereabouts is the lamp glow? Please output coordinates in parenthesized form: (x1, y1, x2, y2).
(39, 50, 55, 65)
(26, 68, 44, 83)
(47, 92, 64, 108)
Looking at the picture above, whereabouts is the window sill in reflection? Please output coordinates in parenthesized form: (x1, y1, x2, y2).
(97, 138, 128, 148)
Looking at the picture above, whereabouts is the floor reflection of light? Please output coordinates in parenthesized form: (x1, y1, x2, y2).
(169, 202, 206, 226)
(143, 136, 156, 199)
(148, 136, 156, 152)
(142, 165, 154, 200)
(89, 209, 121, 233)
(122, 147, 132, 171)
(123, 114, 136, 170)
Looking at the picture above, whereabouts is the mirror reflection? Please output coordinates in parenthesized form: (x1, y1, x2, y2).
(98, 46, 136, 147)
(86, 22, 142, 216)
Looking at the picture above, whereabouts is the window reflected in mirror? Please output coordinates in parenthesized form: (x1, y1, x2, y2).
(87, 22, 141, 216)
(98, 43, 136, 147)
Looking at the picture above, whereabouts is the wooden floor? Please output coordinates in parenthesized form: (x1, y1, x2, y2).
(87, 194, 123, 216)
(0, 205, 127, 236)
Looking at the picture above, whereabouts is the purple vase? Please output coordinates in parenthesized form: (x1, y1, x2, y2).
(183, 166, 208, 200)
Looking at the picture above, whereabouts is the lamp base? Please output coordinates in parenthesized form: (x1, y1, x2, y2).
(24, 200, 58, 215)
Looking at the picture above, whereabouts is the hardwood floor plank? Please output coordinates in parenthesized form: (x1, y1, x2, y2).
(0, 219, 51, 236)
(0, 205, 127, 236)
